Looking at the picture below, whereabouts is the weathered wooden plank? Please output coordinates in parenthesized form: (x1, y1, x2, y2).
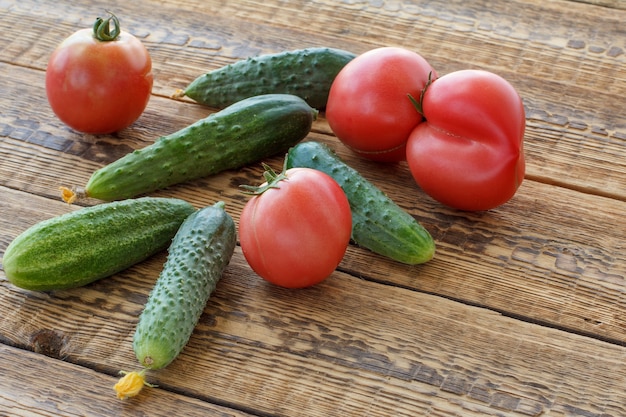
(569, 0, 626, 8)
(0, 190, 624, 416)
(0, 63, 624, 345)
(2, 105, 625, 348)
(314, 138, 626, 343)
(1, 0, 626, 415)
(1, 62, 624, 345)
(0, 0, 624, 200)
(166, 0, 626, 200)
(0, 344, 257, 416)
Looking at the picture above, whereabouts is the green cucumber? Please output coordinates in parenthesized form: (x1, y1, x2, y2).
(286, 141, 435, 265)
(3, 198, 196, 291)
(84, 94, 317, 201)
(133, 201, 236, 370)
(180, 47, 356, 109)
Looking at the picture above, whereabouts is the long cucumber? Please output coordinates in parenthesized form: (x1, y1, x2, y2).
(83, 94, 317, 201)
(133, 201, 236, 370)
(3, 197, 196, 291)
(286, 141, 435, 265)
(179, 47, 356, 109)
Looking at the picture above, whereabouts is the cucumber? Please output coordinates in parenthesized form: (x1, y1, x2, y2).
(3, 198, 196, 291)
(133, 201, 236, 370)
(84, 94, 317, 201)
(286, 141, 435, 265)
(180, 47, 356, 109)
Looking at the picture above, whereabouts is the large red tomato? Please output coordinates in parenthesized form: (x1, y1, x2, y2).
(406, 70, 526, 211)
(239, 166, 352, 288)
(326, 47, 437, 162)
(45, 14, 153, 134)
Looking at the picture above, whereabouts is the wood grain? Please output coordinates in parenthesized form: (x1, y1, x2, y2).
(2, 70, 624, 342)
(0, 344, 257, 417)
(1, 185, 624, 415)
(2, 1, 625, 200)
(1, 0, 625, 415)
(1, 193, 625, 417)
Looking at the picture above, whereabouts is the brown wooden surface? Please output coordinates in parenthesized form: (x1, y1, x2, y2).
(1, 0, 625, 416)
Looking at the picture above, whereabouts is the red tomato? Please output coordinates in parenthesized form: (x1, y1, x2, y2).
(239, 167, 352, 288)
(406, 70, 526, 211)
(45, 14, 153, 134)
(326, 47, 437, 162)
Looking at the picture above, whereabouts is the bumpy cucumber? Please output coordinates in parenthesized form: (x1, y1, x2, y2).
(286, 141, 435, 265)
(133, 201, 236, 370)
(181, 47, 356, 109)
(85, 94, 317, 201)
(3, 198, 196, 291)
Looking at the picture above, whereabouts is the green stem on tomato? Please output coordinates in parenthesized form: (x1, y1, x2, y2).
(408, 71, 434, 118)
(240, 158, 290, 195)
(93, 11, 121, 41)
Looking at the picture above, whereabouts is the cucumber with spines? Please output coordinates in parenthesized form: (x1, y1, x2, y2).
(133, 201, 236, 370)
(180, 47, 356, 109)
(286, 141, 435, 265)
(3, 197, 196, 291)
(84, 94, 317, 201)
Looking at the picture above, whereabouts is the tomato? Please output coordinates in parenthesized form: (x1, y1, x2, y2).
(326, 47, 437, 162)
(239, 166, 352, 288)
(45, 14, 153, 134)
(406, 69, 526, 211)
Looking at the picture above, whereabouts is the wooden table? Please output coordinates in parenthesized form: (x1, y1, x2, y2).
(1, 0, 625, 415)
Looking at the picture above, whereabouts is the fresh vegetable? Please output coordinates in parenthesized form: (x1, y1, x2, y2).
(133, 201, 236, 370)
(45, 12, 153, 134)
(178, 47, 356, 109)
(406, 69, 526, 211)
(286, 141, 435, 265)
(326, 47, 437, 162)
(239, 163, 352, 288)
(80, 94, 317, 201)
(3, 198, 195, 291)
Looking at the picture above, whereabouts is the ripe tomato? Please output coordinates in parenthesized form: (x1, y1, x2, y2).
(406, 70, 526, 211)
(239, 166, 352, 288)
(45, 14, 153, 134)
(326, 47, 437, 162)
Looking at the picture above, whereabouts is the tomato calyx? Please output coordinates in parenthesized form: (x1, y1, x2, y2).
(408, 71, 435, 117)
(93, 12, 121, 42)
(240, 161, 289, 195)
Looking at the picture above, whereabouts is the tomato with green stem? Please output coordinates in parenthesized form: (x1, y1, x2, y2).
(45, 13, 153, 134)
(239, 163, 352, 288)
(326, 47, 437, 162)
(406, 69, 526, 211)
